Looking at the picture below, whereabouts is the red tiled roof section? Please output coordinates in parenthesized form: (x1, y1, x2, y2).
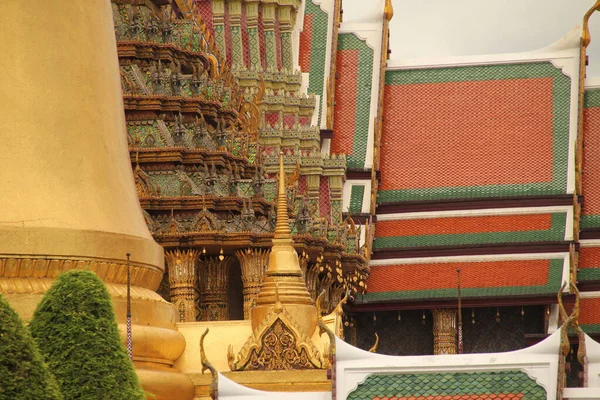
(377, 214, 552, 238)
(299, 14, 313, 72)
(367, 260, 550, 293)
(332, 49, 359, 156)
(579, 247, 600, 269)
(373, 395, 525, 400)
(381, 77, 554, 190)
(580, 297, 600, 325)
(195, 0, 214, 37)
(583, 108, 600, 215)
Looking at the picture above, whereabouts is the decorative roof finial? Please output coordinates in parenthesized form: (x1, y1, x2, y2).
(275, 152, 291, 240)
(384, 0, 394, 22)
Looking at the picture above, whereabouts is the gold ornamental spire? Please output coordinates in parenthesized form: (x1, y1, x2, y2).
(250, 152, 317, 336)
(275, 152, 292, 240)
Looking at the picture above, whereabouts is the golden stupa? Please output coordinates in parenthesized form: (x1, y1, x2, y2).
(0, 1, 193, 398)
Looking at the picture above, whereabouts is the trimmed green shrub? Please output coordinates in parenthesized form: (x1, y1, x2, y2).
(29, 270, 145, 400)
(0, 293, 63, 400)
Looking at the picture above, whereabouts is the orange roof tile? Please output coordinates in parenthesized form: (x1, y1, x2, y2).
(381, 78, 554, 191)
(376, 214, 552, 238)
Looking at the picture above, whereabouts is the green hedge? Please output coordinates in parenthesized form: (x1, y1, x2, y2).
(29, 270, 146, 400)
(0, 293, 63, 400)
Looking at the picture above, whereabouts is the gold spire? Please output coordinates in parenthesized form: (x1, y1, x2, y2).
(250, 152, 317, 336)
(275, 152, 292, 240)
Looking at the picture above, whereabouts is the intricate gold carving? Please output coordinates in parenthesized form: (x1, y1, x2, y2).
(200, 328, 218, 400)
(557, 282, 588, 393)
(228, 304, 322, 371)
(433, 309, 457, 355)
(239, 79, 265, 140)
(236, 248, 270, 319)
(0, 256, 163, 292)
(199, 256, 231, 321)
(165, 249, 199, 322)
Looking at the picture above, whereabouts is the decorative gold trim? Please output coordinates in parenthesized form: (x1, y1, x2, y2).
(228, 304, 323, 371)
(0, 256, 162, 291)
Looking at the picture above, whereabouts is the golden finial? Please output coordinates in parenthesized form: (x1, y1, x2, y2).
(384, 0, 394, 22)
(275, 152, 291, 240)
(583, 1, 600, 47)
(368, 332, 380, 353)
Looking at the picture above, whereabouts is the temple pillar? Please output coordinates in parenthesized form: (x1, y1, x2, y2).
(236, 248, 270, 319)
(245, 1, 261, 70)
(278, 5, 295, 72)
(165, 249, 199, 322)
(433, 308, 457, 355)
(307, 174, 320, 216)
(262, 2, 278, 70)
(212, 0, 227, 60)
(199, 256, 231, 321)
(329, 175, 343, 224)
(228, 0, 244, 69)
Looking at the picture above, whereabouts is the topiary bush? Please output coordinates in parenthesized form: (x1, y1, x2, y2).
(29, 270, 146, 400)
(0, 293, 63, 400)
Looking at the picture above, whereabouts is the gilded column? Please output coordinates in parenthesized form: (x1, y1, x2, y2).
(199, 256, 231, 321)
(262, 2, 278, 69)
(228, 0, 244, 69)
(246, 0, 261, 70)
(165, 249, 199, 322)
(235, 248, 270, 319)
(278, 4, 295, 72)
(433, 308, 457, 355)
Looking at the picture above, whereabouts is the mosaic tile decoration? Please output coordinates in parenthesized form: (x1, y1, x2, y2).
(374, 213, 567, 249)
(360, 259, 563, 303)
(241, 2, 249, 68)
(195, 0, 214, 37)
(578, 246, 600, 282)
(379, 62, 571, 203)
(580, 297, 600, 334)
(258, 4, 266, 70)
(224, 0, 232, 66)
(347, 371, 546, 400)
(582, 89, 600, 228)
(348, 185, 366, 214)
(299, 0, 329, 124)
(332, 33, 374, 169)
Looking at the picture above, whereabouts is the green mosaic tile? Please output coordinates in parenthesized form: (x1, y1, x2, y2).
(338, 32, 374, 169)
(348, 371, 545, 400)
(230, 25, 244, 68)
(248, 27, 261, 70)
(213, 24, 226, 60)
(581, 215, 600, 229)
(264, 30, 277, 67)
(578, 268, 600, 281)
(379, 62, 571, 203)
(358, 259, 564, 303)
(281, 32, 293, 71)
(373, 213, 567, 249)
(349, 185, 365, 214)
(581, 324, 600, 334)
(585, 88, 600, 108)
